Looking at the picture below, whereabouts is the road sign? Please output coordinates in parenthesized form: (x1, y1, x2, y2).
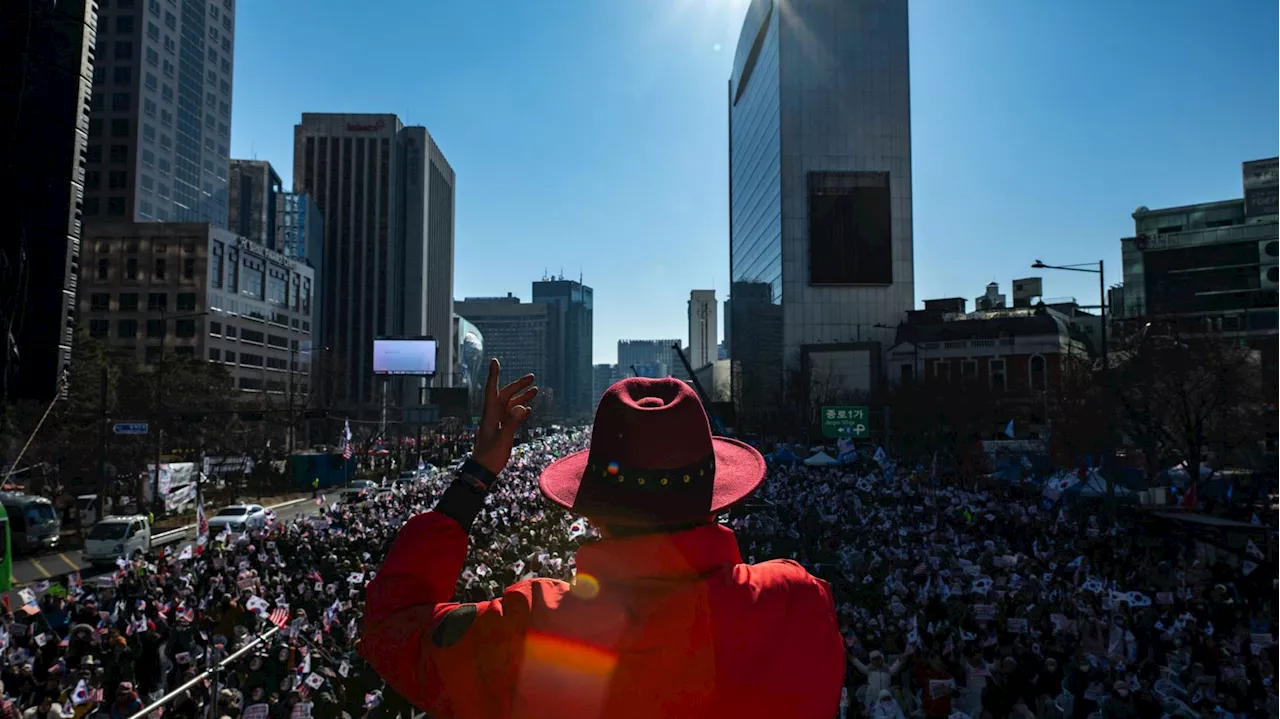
(113, 422, 149, 435)
(821, 406, 869, 439)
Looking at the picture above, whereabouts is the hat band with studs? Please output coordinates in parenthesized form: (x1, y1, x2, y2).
(585, 453, 716, 492)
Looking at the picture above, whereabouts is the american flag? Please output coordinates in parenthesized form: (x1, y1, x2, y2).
(269, 607, 290, 629)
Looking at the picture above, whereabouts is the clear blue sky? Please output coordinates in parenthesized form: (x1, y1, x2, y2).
(230, 0, 1278, 366)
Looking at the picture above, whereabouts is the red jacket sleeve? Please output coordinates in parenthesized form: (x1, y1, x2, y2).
(361, 510, 533, 719)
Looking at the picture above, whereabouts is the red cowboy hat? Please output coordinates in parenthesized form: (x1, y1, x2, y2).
(539, 377, 765, 525)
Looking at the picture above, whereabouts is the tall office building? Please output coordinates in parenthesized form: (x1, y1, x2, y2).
(228, 159, 282, 249)
(532, 278, 593, 416)
(729, 0, 913, 409)
(454, 295, 552, 394)
(293, 114, 456, 415)
(82, 0, 236, 226)
(688, 290, 718, 369)
(274, 191, 325, 350)
(1, 0, 97, 406)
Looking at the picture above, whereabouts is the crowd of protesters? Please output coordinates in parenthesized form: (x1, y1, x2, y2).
(0, 429, 590, 719)
(733, 458, 1277, 719)
(0, 425, 1274, 719)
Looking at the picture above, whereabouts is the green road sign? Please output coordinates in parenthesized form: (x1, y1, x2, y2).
(821, 406, 869, 438)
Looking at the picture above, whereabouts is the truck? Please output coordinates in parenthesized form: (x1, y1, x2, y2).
(81, 515, 186, 569)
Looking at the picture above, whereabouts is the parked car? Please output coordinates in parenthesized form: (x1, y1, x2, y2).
(207, 504, 269, 534)
(349, 480, 379, 491)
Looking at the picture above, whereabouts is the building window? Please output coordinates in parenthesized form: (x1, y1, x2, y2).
(112, 66, 132, 85)
(116, 16, 134, 33)
(1029, 355, 1047, 391)
(238, 377, 262, 390)
(117, 319, 138, 338)
(147, 292, 167, 311)
(961, 359, 977, 380)
(209, 348, 221, 361)
(162, 60, 174, 78)
(224, 351, 236, 363)
(110, 145, 129, 163)
(150, 0, 160, 14)
(145, 346, 161, 364)
(88, 118, 103, 137)
(119, 293, 139, 311)
(174, 347, 195, 358)
(85, 170, 101, 190)
(146, 319, 165, 338)
(114, 41, 133, 60)
(240, 353, 263, 367)
(155, 258, 166, 279)
(142, 149, 155, 167)
(990, 358, 1007, 391)
(97, 258, 109, 279)
(148, 22, 160, 42)
(164, 10, 176, 29)
(175, 319, 196, 338)
(90, 293, 111, 310)
(107, 198, 126, 216)
(182, 258, 195, 280)
(177, 293, 197, 311)
(934, 361, 950, 382)
(108, 170, 127, 189)
(110, 119, 129, 138)
(83, 197, 100, 216)
(89, 320, 110, 338)
(211, 254, 222, 288)
(209, 321, 222, 335)
(112, 93, 131, 112)
(126, 257, 139, 279)
(239, 329, 264, 345)
(144, 98, 157, 116)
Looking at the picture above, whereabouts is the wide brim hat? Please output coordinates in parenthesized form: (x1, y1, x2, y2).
(540, 377, 765, 525)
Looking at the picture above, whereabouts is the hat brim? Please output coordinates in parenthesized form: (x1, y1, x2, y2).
(539, 436, 765, 523)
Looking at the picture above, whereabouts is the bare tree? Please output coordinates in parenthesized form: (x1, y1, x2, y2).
(1112, 328, 1266, 479)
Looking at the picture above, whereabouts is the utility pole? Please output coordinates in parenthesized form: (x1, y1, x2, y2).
(97, 367, 108, 518)
(151, 309, 166, 512)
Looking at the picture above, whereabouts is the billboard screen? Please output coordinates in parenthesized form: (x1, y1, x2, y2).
(373, 338, 437, 376)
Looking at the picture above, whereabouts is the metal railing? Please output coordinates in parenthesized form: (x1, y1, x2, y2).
(126, 626, 281, 719)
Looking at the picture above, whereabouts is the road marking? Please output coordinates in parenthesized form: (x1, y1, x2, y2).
(28, 558, 52, 578)
(57, 553, 80, 573)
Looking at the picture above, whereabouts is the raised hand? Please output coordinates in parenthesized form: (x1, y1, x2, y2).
(472, 359, 537, 475)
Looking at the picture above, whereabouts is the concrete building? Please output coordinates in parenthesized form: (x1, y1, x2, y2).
(688, 290, 718, 370)
(454, 295, 552, 401)
(885, 298, 1091, 432)
(82, 0, 235, 225)
(1, 0, 97, 405)
(617, 340, 685, 380)
(79, 222, 314, 398)
(228, 160, 282, 249)
(292, 113, 456, 416)
(729, 0, 914, 410)
(533, 278, 593, 416)
(592, 363, 628, 406)
(1120, 158, 1278, 368)
(691, 360, 734, 403)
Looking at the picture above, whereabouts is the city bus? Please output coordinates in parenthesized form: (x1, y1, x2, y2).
(0, 503, 12, 593)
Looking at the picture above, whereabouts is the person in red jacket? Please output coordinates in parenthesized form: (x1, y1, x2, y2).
(361, 361, 846, 719)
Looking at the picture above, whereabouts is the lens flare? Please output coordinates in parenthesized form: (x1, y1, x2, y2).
(606, 461, 619, 475)
(572, 572, 601, 601)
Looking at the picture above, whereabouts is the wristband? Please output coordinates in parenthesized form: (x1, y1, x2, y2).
(458, 457, 499, 494)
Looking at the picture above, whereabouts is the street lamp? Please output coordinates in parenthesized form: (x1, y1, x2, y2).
(1031, 259, 1112, 498)
(151, 309, 210, 512)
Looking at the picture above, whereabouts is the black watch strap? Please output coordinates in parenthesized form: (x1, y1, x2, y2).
(434, 457, 498, 532)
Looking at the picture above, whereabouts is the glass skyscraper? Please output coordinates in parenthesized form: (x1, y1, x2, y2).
(729, 0, 914, 414)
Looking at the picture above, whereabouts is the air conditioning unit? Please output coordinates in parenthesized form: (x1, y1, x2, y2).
(1260, 239, 1279, 261)
(1262, 263, 1279, 290)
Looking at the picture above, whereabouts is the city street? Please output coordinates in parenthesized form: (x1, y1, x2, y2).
(9, 497, 316, 588)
